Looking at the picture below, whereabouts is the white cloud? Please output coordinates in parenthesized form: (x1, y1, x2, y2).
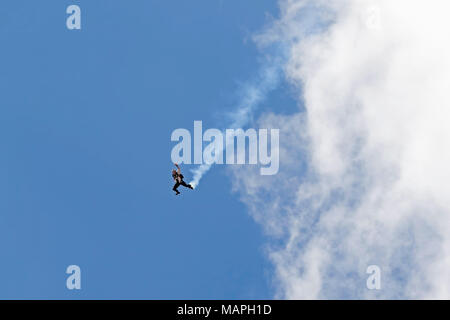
(231, 0, 450, 299)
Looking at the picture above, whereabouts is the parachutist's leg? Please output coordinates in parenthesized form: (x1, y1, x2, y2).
(173, 182, 181, 194)
(180, 181, 193, 190)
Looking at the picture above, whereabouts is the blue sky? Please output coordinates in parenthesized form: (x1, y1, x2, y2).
(0, 0, 298, 299)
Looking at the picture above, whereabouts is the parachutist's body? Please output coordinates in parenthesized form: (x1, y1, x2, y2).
(172, 163, 193, 195)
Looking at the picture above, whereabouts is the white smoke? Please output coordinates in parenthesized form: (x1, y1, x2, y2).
(189, 56, 284, 188)
(231, 0, 450, 299)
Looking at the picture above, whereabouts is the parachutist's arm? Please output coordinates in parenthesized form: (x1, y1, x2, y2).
(174, 163, 181, 174)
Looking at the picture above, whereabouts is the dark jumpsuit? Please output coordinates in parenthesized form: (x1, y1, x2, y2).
(172, 172, 192, 194)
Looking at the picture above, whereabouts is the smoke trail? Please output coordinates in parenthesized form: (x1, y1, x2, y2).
(189, 58, 283, 188)
(188, 0, 333, 188)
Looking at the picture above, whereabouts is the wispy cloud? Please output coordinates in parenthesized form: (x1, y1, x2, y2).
(231, 0, 450, 299)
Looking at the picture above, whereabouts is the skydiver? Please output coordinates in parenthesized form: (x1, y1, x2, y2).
(172, 163, 193, 195)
